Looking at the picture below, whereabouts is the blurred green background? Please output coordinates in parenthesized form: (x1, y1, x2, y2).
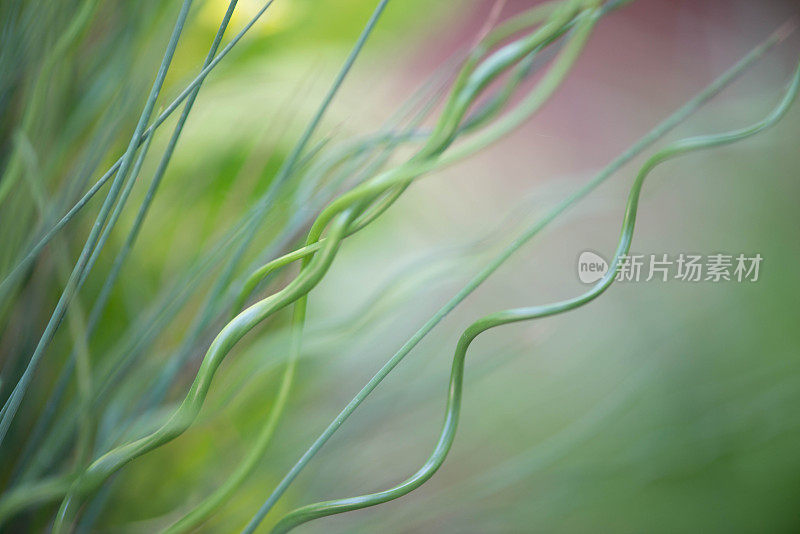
(1, 0, 799, 532)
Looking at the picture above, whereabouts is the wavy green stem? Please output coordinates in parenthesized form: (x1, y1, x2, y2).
(240, 25, 794, 532)
(269, 56, 800, 534)
(50, 208, 357, 533)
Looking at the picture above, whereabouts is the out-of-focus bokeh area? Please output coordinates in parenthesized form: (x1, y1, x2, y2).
(1, 0, 799, 532)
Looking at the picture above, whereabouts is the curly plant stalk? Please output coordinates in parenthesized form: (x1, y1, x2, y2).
(165, 364, 297, 532)
(297, 0, 592, 253)
(2, 0, 577, 421)
(114, 0, 392, 459)
(163, 310, 301, 534)
(255, 1, 586, 284)
(0, 224, 275, 521)
(200, 0, 392, 309)
(62, 9, 395, 526)
(151, 8, 600, 531)
(237, 0, 603, 313)
(241, 25, 793, 531)
(298, 4, 599, 258)
(17, 219, 262, 490)
(0, 1, 769, 528)
(173, 7, 598, 525)
(48, 209, 358, 532)
(245, 2, 600, 280)
(369, 361, 657, 534)
(104, 96, 441, 460)
(164, 67, 480, 532)
(206, 14, 599, 531)
(233, 186, 429, 315)
(138, 103, 448, 533)
(9, 6, 443, 500)
(167, 239, 315, 533)
(12, 1, 385, 509)
(231, 17, 599, 461)
(267, 57, 800, 534)
(237, 0, 599, 309)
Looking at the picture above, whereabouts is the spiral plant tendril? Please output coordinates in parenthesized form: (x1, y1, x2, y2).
(1, 0, 797, 531)
(15, 1, 614, 529)
(240, 25, 794, 532)
(265, 58, 800, 534)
